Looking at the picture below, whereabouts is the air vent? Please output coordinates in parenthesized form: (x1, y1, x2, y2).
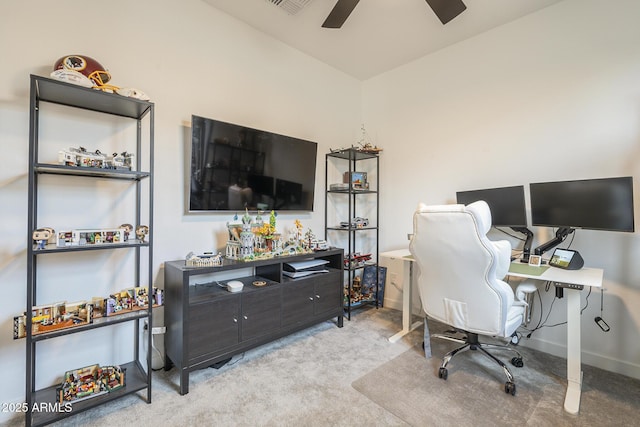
(265, 0, 314, 15)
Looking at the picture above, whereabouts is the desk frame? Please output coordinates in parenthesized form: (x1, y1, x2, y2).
(507, 263, 603, 414)
(380, 250, 422, 343)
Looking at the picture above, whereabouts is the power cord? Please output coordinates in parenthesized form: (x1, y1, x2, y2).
(151, 334, 165, 371)
(519, 280, 592, 339)
(595, 288, 611, 332)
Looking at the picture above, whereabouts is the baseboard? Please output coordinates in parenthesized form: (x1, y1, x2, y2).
(522, 336, 640, 380)
(383, 297, 403, 312)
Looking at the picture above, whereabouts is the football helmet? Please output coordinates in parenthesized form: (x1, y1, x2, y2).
(52, 55, 114, 90)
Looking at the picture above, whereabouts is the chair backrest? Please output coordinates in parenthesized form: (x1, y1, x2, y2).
(409, 201, 514, 336)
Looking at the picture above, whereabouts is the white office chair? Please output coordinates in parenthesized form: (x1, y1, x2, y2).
(409, 201, 534, 395)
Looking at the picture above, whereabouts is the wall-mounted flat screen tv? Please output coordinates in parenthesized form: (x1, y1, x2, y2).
(456, 185, 528, 228)
(530, 176, 635, 232)
(189, 115, 318, 212)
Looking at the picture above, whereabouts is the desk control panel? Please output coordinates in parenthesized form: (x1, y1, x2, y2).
(554, 282, 584, 290)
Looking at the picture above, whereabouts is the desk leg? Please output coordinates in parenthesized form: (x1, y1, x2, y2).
(389, 261, 422, 343)
(564, 288, 583, 414)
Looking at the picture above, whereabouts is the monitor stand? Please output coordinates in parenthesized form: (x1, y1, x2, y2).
(511, 227, 534, 263)
(533, 227, 575, 257)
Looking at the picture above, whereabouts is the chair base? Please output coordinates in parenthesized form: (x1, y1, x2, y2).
(432, 331, 523, 395)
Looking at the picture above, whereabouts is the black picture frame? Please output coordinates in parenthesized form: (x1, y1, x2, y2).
(361, 265, 386, 306)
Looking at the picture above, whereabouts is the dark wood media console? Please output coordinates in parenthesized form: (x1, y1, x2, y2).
(164, 248, 344, 394)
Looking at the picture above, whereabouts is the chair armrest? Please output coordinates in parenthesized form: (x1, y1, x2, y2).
(515, 281, 538, 304)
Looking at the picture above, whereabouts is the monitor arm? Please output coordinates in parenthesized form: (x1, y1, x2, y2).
(511, 227, 534, 263)
(533, 227, 574, 256)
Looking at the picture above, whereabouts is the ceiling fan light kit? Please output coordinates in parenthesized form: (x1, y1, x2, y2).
(322, 0, 467, 29)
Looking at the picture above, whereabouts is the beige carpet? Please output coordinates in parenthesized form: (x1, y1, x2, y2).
(4, 309, 638, 426)
(352, 344, 548, 427)
(352, 328, 640, 427)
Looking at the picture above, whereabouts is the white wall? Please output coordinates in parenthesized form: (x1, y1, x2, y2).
(0, 0, 361, 420)
(364, 0, 640, 378)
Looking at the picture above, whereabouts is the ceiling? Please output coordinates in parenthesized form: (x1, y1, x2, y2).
(202, 0, 565, 80)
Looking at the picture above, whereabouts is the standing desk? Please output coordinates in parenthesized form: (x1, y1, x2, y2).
(380, 249, 421, 343)
(507, 262, 603, 415)
(382, 248, 604, 415)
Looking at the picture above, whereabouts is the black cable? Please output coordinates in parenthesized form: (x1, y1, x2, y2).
(580, 287, 592, 314)
(521, 282, 547, 337)
(495, 227, 526, 241)
(524, 282, 592, 335)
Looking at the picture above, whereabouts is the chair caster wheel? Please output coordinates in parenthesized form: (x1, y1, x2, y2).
(438, 367, 448, 380)
(505, 381, 516, 395)
(510, 333, 519, 345)
(511, 357, 524, 368)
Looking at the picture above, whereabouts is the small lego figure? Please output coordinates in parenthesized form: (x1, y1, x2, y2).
(33, 227, 55, 250)
(120, 223, 133, 241)
(135, 225, 149, 242)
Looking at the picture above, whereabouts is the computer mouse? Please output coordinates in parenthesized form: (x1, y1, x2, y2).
(226, 280, 244, 293)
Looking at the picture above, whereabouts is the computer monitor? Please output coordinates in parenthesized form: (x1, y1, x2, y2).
(530, 176, 635, 255)
(456, 185, 528, 228)
(456, 185, 533, 261)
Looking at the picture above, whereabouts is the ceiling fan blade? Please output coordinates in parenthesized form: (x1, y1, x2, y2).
(425, 0, 466, 25)
(322, 0, 361, 29)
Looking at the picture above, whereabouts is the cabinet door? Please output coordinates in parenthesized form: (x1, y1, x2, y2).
(188, 296, 240, 362)
(241, 286, 281, 341)
(314, 271, 342, 316)
(282, 281, 315, 326)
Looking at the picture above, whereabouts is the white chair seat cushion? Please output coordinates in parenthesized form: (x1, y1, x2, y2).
(505, 304, 524, 337)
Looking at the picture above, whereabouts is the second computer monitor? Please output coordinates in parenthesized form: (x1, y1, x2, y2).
(456, 185, 528, 228)
(529, 176, 634, 232)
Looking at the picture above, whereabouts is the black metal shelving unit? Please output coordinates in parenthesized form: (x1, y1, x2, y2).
(25, 74, 154, 426)
(325, 148, 380, 320)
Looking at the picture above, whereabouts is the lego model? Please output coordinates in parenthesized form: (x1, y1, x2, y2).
(185, 252, 223, 267)
(344, 252, 372, 268)
(14, 286, 163, 337)
(13, 300, 93, 339)
(56, 364, 125, 404)
(225, 211, 313, 261)
(340, 217, 369, 228)
(56, 227, 125, 247)
(96, 286, 163, 318)
(57, 146, 134, 170)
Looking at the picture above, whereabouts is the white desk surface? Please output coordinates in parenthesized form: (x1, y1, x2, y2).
(508, 262, 603, 288)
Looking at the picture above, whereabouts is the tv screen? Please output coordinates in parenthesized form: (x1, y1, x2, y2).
(456, 185, 528, 228)
(530, 177, 635, 232)
(189, 115, 317, 211)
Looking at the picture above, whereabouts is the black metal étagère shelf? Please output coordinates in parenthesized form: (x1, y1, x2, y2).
(25, 74, 155, 426)
(324, 148, 380, 320)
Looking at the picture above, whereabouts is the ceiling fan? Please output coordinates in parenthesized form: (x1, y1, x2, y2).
(322, 0, 467, 28)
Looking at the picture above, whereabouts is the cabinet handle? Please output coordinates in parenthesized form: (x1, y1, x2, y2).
(243, 315, 248, 320)
(315, 295, 320, 299)
(309, 297, 314, 301)
(233, 317, 238, 323)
